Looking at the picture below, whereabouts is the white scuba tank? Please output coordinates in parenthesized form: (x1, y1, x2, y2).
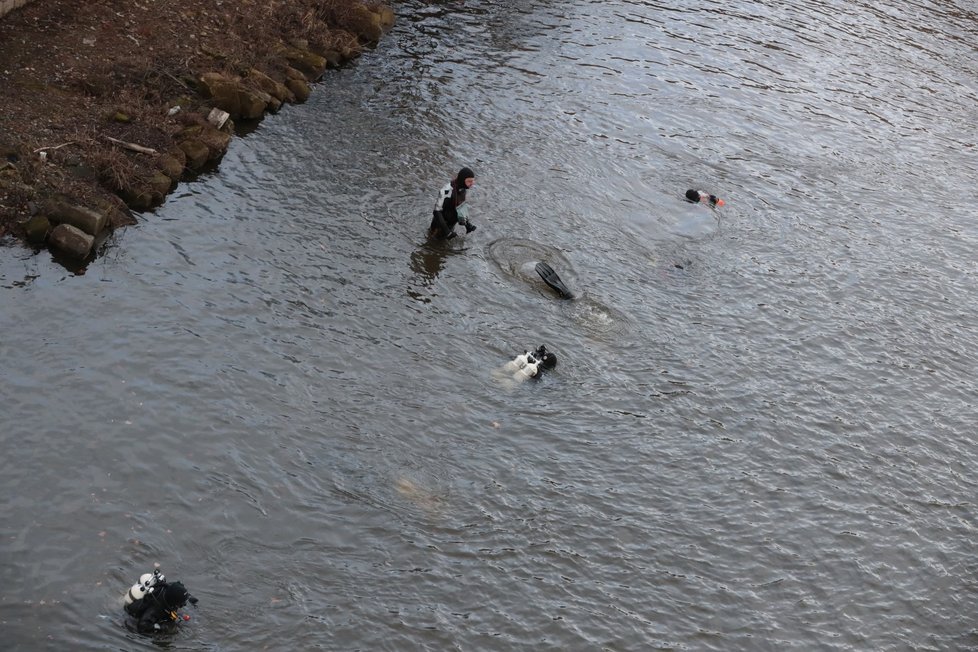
(502, 351, 531, 373)
(124, 570, 162, 605)
(513, 359, 540, 382)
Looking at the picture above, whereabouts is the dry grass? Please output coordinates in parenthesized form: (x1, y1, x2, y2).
(90, 144, 140, 193)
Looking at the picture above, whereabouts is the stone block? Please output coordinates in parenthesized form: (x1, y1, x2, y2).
(49, 223, 94, 259)
(48, 202, 107, 235)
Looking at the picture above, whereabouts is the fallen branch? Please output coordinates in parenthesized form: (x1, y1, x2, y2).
(33, 142, 78, 153)
(158, 68, 193, 91)
(103, 135, 158, 155)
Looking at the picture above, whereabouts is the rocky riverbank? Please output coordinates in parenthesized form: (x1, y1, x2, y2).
(0, 0, 394, 268)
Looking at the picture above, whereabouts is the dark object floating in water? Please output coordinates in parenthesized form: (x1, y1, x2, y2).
(685, 188, 725, 207)
(535, 261, 573, 299)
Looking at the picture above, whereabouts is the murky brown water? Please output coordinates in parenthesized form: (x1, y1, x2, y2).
(3, 0, 978, 649)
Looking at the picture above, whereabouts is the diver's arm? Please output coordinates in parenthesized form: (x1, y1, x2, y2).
(136, 605, 164, 633)
(456, 201, 476, 232)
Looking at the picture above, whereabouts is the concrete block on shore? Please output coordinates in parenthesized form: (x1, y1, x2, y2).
(280, 46, 327, 81)
(48, 202, 107, 236)
(177, 138, 210, 171)
(23, 214, 50, 244)
(285, 78, 311, 103)
(207, 108, 231, 130)
(49, 223, 94, 259)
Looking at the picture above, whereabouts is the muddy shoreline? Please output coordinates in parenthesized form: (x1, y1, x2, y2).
(0, 0, 394, 269)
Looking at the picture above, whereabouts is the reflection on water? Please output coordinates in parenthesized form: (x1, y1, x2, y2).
(3, 0, 978, 650)
(408, 242, 448, 302)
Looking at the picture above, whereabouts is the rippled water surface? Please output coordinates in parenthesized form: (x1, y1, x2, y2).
(3, 0, 978, 649)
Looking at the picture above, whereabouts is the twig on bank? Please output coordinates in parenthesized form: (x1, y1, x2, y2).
(159, 68, 193, 91)
(103, 135, 158, 155)
(33, 142, 78, 153)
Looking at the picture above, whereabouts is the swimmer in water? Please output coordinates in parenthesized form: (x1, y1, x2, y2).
(685, 188, 725, 207)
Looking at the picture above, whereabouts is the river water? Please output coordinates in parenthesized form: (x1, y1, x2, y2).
(3, 0, 978, 649)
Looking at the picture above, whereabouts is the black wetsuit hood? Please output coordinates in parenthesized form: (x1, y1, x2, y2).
(452, 167, 475, 204)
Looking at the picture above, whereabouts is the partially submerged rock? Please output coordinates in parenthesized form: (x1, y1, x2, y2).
(49, 223, 95, 260)
(23, 214, 50, 244)
(120, 171, 175, 211)
(279, 45, 329, 81)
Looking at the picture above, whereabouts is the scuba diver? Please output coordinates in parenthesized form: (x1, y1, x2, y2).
(685, 188, 725, 207)
(123, 568, 198, 634)
(501, 345, 558, 383)
(429, 167, 477, 240)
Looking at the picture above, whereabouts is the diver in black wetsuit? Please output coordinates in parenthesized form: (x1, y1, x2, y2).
(429, 167, 477, 240)
(123, 569, 198, 634)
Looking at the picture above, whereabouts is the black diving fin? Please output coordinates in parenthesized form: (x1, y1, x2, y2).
(535, 261, 573, 299)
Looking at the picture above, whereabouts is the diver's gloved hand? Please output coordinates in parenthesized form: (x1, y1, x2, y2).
(464, 222, 477, 233)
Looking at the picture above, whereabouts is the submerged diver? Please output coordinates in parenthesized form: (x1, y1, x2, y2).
(429, 167, 477, 240)
(685, 188, 725, 207)
(500, 345, 558, 383)
(123, 568, 198, 634)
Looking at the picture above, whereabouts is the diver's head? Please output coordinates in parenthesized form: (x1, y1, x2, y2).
(534, 346, 557, 370)
(456, 167, 475, 190)
(160, 581, 197, 609)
